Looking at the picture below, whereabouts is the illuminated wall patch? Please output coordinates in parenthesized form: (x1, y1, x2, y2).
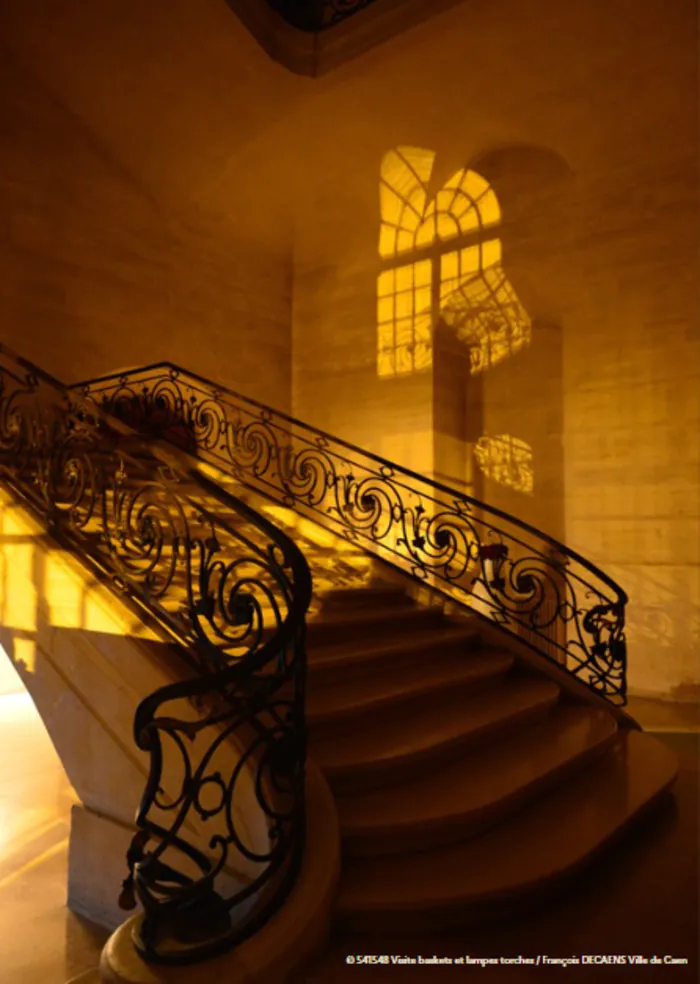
(473, 434, 534, 495)
(378, 147, 530, 377)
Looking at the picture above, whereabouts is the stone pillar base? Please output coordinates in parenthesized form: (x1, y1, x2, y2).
(67, 804, 140, 932)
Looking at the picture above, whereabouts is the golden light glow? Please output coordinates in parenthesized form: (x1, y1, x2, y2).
(0, 654, 24, 697)
(378, 429, 434, 476)
(12, 637, 37, 675)
(1, 542, 37, 632)
(377, 260, 432, 376)
(0, 501, 43, 538)
(378, 147, 530, 378)
(473, 434, 534, 495)
(441, 260, 532, 374)
(379, 148, 500, 260)
(43, 553, 84, 629)
(0, 488, 159, 679)
(0, 679, 79, 871)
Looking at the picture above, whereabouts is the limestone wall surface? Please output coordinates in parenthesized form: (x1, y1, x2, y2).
(0, 0, 696, 697)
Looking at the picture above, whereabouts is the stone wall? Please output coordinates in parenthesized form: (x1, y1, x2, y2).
(280, 0, 699, 698)
(0, 43, 294, 410)
(1, 0, 697, 699)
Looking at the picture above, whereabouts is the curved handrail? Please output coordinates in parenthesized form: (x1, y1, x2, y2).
(75, 362, 629, 705)
(0, 343, 312, 965)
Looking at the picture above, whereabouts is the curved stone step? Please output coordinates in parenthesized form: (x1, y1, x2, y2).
(337, 704, 618, 856)
(307, 624, 482, 686)
(306, 603, 445, 648)
(310, 676, 560, 794)
(307, 649, 514, 729)
(99, 761, 340, 984)
(336, 729, 678, 932)
(318, 584, 412, 611)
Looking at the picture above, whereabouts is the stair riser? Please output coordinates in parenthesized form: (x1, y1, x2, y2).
(306, 609, 445, 648)
(307, 636, 481, 689)
(319, 588, 410, 611)
(341, 728, 619, 857)
(320, 697, 559, 796)
(307, 670, 510, 738)
(336, 787, 675, 935)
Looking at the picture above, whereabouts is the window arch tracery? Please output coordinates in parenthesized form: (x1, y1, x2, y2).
(377, 146, 531, 378)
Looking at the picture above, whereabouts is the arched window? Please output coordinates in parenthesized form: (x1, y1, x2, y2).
(378, 146, 531, 377)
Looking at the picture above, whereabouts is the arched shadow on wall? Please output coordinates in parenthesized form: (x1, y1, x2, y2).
(468, 144, 574, 205)
(427, 144, 573, 539)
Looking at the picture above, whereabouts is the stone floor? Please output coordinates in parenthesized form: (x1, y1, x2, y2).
(0, 691, 108, 984)
(626, 693, 700, 732)
(0, 679, 696, 984)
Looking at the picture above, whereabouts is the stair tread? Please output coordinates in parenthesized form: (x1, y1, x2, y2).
(308, 603, 442, 632)
(309, 624, 480, 665)
(319, 584, 412, 607)
(318, 584, 416, 612)
(310, 677, 560, 775)
(307, 648, 513, 722)
(336, 704, 617, 835)
(337, 729, 678, 912)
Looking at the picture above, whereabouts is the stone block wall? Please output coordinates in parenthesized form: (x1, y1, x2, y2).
(280, 0, 699, 698)
(0, 43, 294, 410)
(0, 0, 696, 699)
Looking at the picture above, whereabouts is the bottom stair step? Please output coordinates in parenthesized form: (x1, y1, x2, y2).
(338, 704, 619, 856)
(336, 729, 678, 932)
(311, 677, 560, 793)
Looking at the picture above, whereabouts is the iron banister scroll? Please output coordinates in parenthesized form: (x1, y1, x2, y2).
(0, 342, 312, 965)
(75, 362, 629, 705)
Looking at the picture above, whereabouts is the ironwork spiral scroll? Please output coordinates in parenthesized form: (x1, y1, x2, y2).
(0, 344, 312, 964)
(127, 667, 305, 958)
(78, 363, 628, 704)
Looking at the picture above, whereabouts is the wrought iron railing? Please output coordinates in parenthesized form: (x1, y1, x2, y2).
(0, 343, 312, 964)
(75, 363, 629, 705)
(265, 0, 378, 32)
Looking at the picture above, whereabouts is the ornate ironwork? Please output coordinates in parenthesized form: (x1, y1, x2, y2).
(0, 343, 312, 964)
(76, 363, 629, 704)
(266, 0, 378, 32)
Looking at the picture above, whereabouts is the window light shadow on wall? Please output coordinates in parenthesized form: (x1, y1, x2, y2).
(0, 489, 156, 679)
(474, 434, 535, 495)
(377, 146, 531, 378)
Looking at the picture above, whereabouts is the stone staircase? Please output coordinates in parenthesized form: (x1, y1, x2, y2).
(78, 448, 678, 980)
(91, 561, 679, 984)
(0, 349, 680, 984)
(298, 583, 677, 939)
